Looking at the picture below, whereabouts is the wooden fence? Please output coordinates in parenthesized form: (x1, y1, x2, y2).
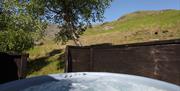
(65, 39, 180, 85)
(0, 53, 28, 84)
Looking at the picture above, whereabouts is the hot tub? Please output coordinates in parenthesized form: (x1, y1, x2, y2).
(0, 72, 179, 91)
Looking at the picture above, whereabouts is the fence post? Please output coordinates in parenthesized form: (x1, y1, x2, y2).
(64, 46, 73, 72)
(90, 47, 94, 71)
(14, 53, 29, 79)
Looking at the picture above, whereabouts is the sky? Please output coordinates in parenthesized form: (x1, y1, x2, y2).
(103, 0, 180, 22)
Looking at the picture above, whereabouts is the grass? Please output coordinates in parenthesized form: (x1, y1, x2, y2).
(27, 9, 180, 76)
(27, 53, 64, 77)
(81, 10, 180, 45)
(27, 39, 65, 77)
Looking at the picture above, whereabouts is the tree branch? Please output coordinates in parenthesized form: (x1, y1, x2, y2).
(47, 6, 61, 14)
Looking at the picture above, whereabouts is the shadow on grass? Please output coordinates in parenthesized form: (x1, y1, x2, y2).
(57, 53, 65, 69)
(27, 49, 64, 75)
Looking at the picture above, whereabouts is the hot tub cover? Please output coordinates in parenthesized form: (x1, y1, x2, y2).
(0, 72, 179, 91)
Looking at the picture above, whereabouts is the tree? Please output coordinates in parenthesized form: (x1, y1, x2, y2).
(41, 0, 113, 46)
(0, 30, 34, 53)
(0, 0, 47, 53)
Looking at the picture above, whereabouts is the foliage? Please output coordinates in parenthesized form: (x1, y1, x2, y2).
(0, 30, 34, 53)
(0, 0, 47, 53)
(39, 0, 113, 45)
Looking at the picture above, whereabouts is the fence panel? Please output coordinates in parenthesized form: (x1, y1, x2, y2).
(65, 39, 180, 85)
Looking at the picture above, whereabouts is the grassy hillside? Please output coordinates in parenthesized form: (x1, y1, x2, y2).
(27, 9, 180, 76)
(80, 9, 180, 45)
(27, 39, 65, 77)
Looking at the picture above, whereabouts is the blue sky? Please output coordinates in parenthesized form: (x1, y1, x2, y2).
(103, 0, 180, 22)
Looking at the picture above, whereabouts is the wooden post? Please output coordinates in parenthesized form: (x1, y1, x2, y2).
(90, 47, 94, 71)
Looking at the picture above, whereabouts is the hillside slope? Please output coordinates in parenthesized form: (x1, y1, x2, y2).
(27, 9, 180, 76)
(78, 9, 180, 45)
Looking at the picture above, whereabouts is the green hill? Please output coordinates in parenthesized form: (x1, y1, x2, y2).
(27, 9, 180, 76)
(79, 9, 180, 45)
